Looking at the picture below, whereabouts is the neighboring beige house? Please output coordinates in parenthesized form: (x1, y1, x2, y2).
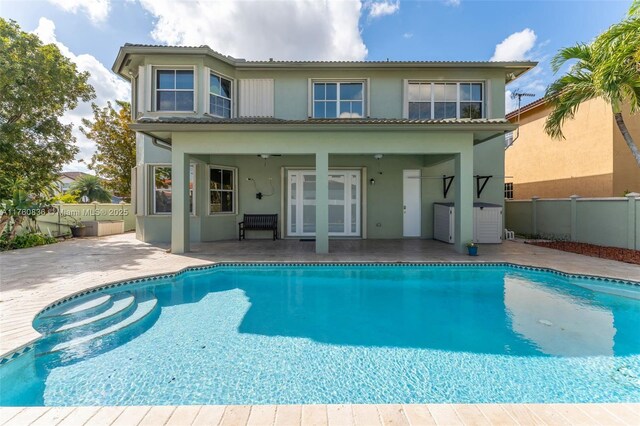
(112, 44, 535, 254)
(505, 97, 640, 199)
(56, 171, 91, 194)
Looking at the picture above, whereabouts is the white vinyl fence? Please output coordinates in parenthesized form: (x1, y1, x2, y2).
(505, 194, 640, 250)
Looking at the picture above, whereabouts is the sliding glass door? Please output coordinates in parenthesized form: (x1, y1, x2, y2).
(288, 170, 360, 237)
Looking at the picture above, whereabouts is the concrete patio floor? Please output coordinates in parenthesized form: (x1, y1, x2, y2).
(1, 233, 639, 425)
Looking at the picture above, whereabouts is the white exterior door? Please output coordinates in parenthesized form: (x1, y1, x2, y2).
(403, 169, 421, 237)
(288, 170, 360, 237)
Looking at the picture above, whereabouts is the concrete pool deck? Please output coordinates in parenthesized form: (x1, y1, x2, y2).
(1, 233, 639, 425)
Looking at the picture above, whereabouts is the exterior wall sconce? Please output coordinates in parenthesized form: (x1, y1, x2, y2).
(369, 178, 376, 186)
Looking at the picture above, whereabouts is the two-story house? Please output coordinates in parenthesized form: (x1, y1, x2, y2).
(112, 44, 535, 254)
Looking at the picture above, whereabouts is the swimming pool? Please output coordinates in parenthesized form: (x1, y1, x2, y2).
(1, 263, 639, 406)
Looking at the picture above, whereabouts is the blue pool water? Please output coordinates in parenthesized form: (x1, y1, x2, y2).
(2, 264, 640, 405)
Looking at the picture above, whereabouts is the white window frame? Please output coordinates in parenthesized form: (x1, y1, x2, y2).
(153, 66, 197, 113)
(208, 70, 234, 118)
(310, 80, 367, 119)
(207, 165, 238, 215)
(504, 182, 514, 200)
(150, 164, 196, 216)
(287, 169, 361, 237)
(406, 81, 485, 120)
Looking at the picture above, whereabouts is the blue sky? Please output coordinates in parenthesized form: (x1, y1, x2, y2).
(0, 0, 633, 170)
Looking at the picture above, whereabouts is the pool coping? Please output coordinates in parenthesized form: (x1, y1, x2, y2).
(2, 260, 639, 367)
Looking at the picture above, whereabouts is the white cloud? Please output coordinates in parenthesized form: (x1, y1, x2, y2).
(47, 0, 110, 24)
(33, 17, 130, 172)
(367, 1, 400, 19)
(138, 0, 368, 61)
(490, 28, 537, 62)
(403, 32, 413, 39)
(445, 0, 461, 6)
(505, 90, 518, 114)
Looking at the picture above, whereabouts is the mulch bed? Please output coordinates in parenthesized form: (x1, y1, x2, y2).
(527, 240, 640, 265)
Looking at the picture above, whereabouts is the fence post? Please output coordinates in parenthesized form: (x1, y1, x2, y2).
(627, 192, 639, 250)
(531, 196, 539, 236)
(570, 195, 579, 242)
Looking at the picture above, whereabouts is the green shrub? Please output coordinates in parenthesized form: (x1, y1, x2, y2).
(0, 232, 57, 251)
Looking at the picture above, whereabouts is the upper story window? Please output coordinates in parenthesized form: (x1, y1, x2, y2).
(408, 82, 484, 120)
(155, 69, 194, 112)
(209, 72, 232, 118)
(313, 82, 364, 118)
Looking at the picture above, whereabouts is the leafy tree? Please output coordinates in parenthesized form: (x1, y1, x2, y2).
(70, 175, 112, 203)
(544, 1, 640, 167)
(81, 101, 136, 201)
(0, 19, 95, 200)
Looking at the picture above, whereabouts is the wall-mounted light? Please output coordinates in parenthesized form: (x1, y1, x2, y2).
(373, 154, 383, 160)
(369, 178, 376, 186)
(259, 154, 270, 159)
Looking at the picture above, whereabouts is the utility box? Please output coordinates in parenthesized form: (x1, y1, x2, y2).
(434, 202, 503, 244)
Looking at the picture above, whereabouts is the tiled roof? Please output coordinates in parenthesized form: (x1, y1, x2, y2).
(505, 96, 548, 120)
(120, 44, 535, 66)
(136, 116, 512, 125)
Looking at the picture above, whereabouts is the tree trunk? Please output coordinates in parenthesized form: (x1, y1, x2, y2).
(614, 112, 640, 168)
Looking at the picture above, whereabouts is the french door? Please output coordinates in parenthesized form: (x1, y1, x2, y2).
(287, 170, 361, 237)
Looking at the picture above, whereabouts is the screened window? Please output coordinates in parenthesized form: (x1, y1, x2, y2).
(210, 73, 232, 118)
(407, 82, 484, 120)
(152, 165, 195, 214)
(155, 69, 194, 111)
(504, 183, 514, 200)
(313, 82, 364, 118)
(209, 166, 236, 214)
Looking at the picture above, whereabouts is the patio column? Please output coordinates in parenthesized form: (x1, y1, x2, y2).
(315, 151, 329, 254)
(171, 149, 190, 254)
(454, 147, 473, 254)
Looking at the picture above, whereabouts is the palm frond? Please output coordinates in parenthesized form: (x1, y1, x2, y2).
(550, 44, 592, 73)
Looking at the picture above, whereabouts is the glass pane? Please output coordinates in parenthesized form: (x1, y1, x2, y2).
(222, 169, 233, 190)
(303, 175, 316, 200)
(408, 84, 420, 101)
(210, 169, 222, 190)
(445, 84, 457, 100)
(445, 102, 456, 118)
(157, 70, 174, 89)
(325, 83, 337, 100)
(433, 83, 445, 101)
(222, 192, 233, 212)
(155, 167, 172, 190)
(351, 102, 363, 118)
(460, 102, 482, 119)
(175, 70, 194, 89)
(314, 83, 325, 101)
(175, 91, 193, 111)
(410, 102, 431, 119)
(434, 102, 445, 119)
(329, 205, 344, 233)
(419, 83, 431, 101)
(351, 175, 357, 233)
(408, 102, 420, 119)
(472, 83, 482, 101)
(460, 83, 471, 101)
(325, 101, 337, 118)
(210, 74, 220, 95)
(155, 190, 172, 213)
(340, 83, 362, 100)
(313, 101, 325, 118)
(221, 78, 231, 98)
(340, 101, 351, 118)
(189, 190, 193, 214)
(157, 91, 175, 111)
(291, 179, 296, 200)
(290, 205, 296, 232)
(328, 175, 345, 200)
(210, 191, 221, 213)
(303, 205, 316, 233)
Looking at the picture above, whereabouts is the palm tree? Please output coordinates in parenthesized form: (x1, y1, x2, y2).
(544, 1, 640, 167)
(70, 175, 112, 203)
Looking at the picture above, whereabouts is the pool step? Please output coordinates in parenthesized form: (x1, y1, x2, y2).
(42, 294, 159, 355)
(40, 294, 113, 321)
(52, 292, 136, 334)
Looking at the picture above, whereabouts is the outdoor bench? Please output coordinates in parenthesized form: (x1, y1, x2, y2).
(238, 214, 278, 241)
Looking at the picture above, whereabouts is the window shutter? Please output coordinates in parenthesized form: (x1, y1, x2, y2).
(137, 66, 145, 115)
(238, 79, 274, 117)
(402, 79, 409, 119)
(131, 165, 145, 216)
(308, 78, 313, 118)
(144, 66, 152, 112)
(485, 79, 492, 118)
